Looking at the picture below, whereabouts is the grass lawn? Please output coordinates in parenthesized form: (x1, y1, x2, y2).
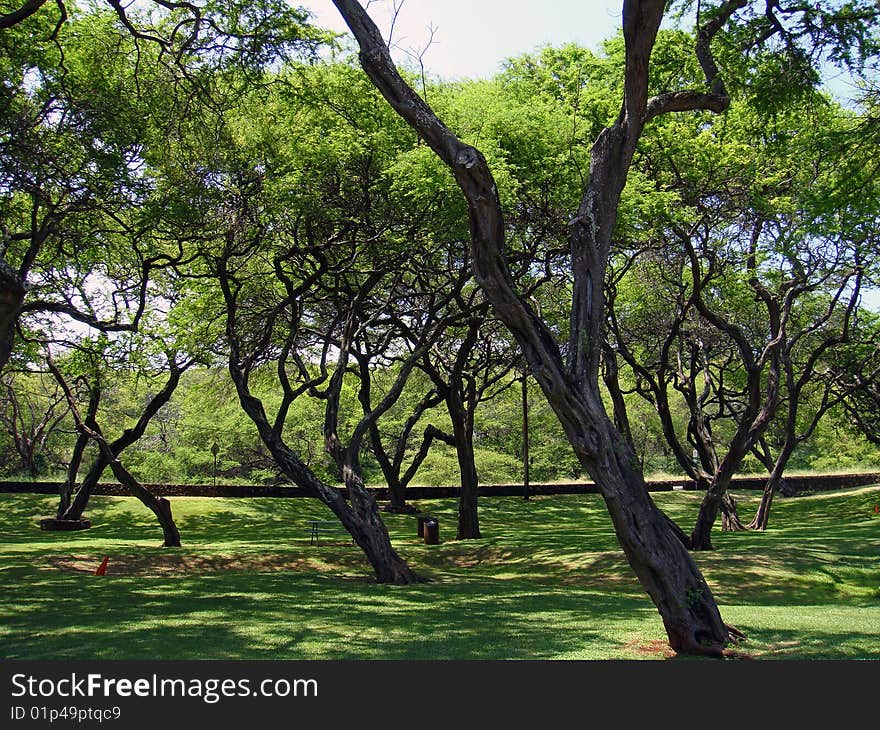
(1, 486, 878, 660)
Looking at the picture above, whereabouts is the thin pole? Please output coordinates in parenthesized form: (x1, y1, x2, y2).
(522, 373, 530, 501)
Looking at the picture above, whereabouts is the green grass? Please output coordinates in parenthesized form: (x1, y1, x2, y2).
(1, 487, 878, 660)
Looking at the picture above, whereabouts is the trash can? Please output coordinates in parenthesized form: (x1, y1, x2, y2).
(424, 518, 440, 545)
(417, 515, 432, 538)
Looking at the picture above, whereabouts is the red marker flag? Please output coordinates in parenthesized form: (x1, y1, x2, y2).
(94, 556, 109, 576)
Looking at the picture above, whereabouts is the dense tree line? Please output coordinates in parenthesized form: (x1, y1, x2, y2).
(2, 0, 879, 654)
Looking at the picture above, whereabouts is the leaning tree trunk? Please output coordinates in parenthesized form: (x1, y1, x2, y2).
(748, 444, 796, 531)
(45, 357, 182, 548)
(691, 490, 745, 549)
(691, 492, 718, 551)
(61, 364, 184, 522)
(720, 492, 746, 532)
(574, 404, 737, 655)
(105, 456, 181, 547)
(62, 450, 109, 520)
(748, 476, 777, 532)
(690, 441, 753, 550)
(56, 384, 100, 519)
(57, 431, 89, 518)
(338, 464, 420, 583)
(229, 364, 420, 585)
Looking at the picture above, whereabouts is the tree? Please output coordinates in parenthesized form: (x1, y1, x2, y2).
(52, 343, 196, 523)
(607, 75, 879, 543)
(47, 353, 182, 546)
(0, 1, 327, 371)
(416, 312, 520, 538)
(0, 370, 70, 476)
(332, 0, 880, 654)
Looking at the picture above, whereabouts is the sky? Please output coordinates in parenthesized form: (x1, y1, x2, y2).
(301, 0, 625, 80)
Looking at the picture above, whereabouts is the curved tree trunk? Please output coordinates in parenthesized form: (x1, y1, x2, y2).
(748, 476, 777, 531)
(61, 363, 185, 521)
(229, 361, 420, 585)
(339, 466, 418, 583)
(46, 357, 182, 547)
(690, 492, 718, 551)
(57, 432, 89, 518)
(62, 455, 107, 520)
(105, 456, 181, 547)
(576, 407, 734, 655)
(748, 443, 796, 530)
(56, 383, 101, 519)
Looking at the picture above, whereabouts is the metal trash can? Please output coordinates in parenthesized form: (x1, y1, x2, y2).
(417, 515, 432, 538)
(423, 518, 440, 545)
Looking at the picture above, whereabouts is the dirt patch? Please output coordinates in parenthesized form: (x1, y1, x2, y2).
(44, 553, 339, 576)
(625, 639, 677, 659)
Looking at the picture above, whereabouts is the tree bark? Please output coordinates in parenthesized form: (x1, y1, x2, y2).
(446, 389, 481, 540)
(720, 492, 745, 532)
(338, 464, 419, 583)
(0, 261, 25, 371)
(57, 430, 88, 518)
(748, 442, 796, 530)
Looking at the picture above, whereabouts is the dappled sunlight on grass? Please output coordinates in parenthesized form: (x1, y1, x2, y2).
(1, 485, 878, 659)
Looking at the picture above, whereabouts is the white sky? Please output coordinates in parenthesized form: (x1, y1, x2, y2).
(301, 0, 624, 79)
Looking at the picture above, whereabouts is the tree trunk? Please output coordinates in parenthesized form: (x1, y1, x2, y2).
(61, 365, 183, 521)
(105, 456, 181, 547)
(331, 0, 740, 653)
(580, 410, 734, 655)
(61, 452, 106, 520)
(383, 476, 417, 514)
(340, 465, 419, 583)
(748, 444, 795, 530)
(0, 260, 25, 371)
(749, 476, 776, 531)
(447, 390, 481, 540)
(56, 384, 100, 519)
(720, 492, 745, 532)
(228, 360, 421, 585)
(690, 492, 717, 551)
(57, 432, 88, 518)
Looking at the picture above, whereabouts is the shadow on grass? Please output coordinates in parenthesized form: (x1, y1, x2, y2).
(1, 487, 878, 660)
(0, 564, 654, 660)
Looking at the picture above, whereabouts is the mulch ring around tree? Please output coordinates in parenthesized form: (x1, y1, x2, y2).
(42, 553, 365, 577)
